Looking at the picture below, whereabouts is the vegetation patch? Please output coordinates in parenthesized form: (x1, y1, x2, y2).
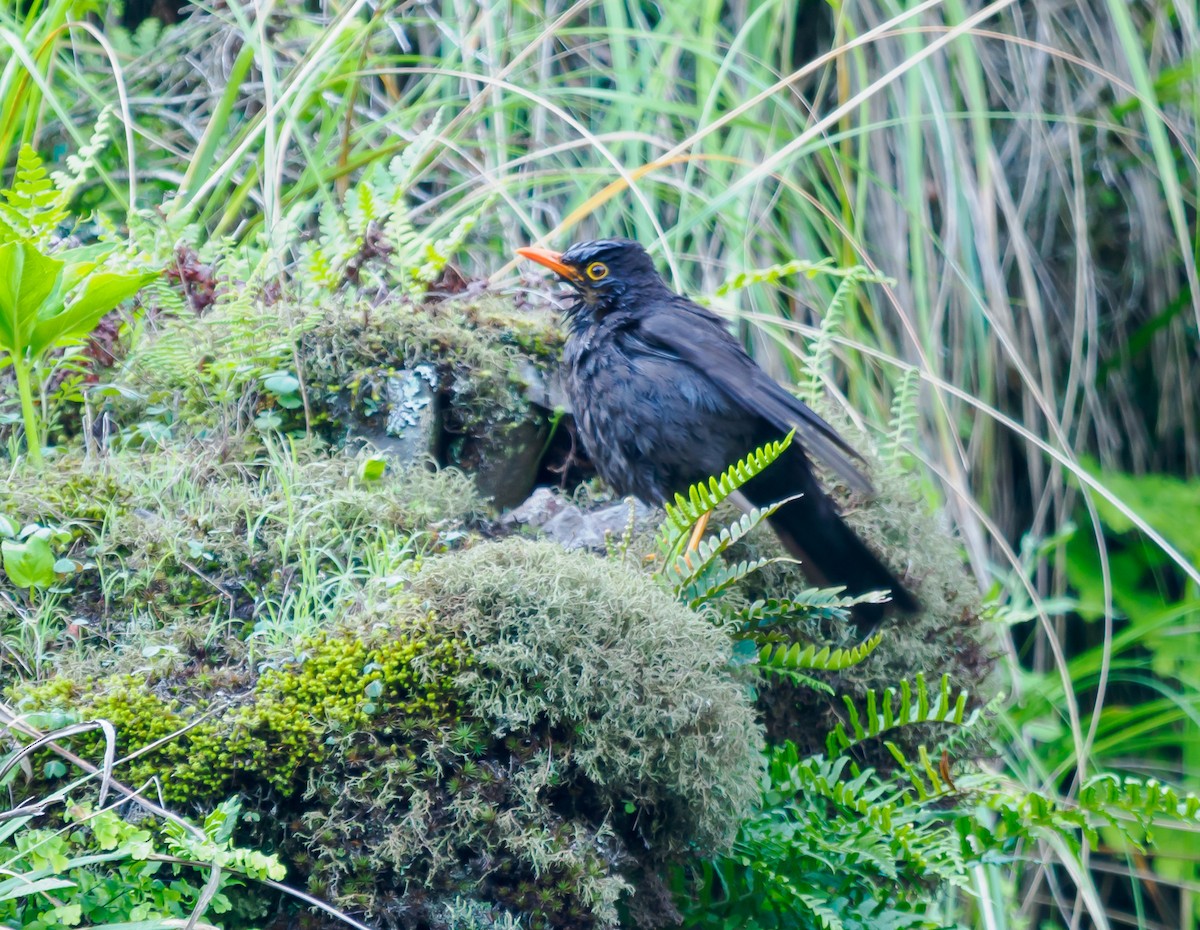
(0, 443, 485, 684)
(12, 538, 762, 929)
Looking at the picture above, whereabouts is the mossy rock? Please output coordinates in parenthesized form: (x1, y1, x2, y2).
(297, 295, 565, 506)
(13, 538, 762, 930)
(107, 292, 565, 508)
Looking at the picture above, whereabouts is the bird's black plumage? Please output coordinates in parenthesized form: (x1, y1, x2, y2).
(519, 238, 918, 623)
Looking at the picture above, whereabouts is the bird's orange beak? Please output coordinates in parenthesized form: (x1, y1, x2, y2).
(515, 246, 583, 283)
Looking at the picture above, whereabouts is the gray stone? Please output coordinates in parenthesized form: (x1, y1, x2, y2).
(471, 419, 550, 510)
(347, 364, 441, 462)
(384, 364, 439, 453)
(503, 488, 656, 551)
(518, 360, 572, 414)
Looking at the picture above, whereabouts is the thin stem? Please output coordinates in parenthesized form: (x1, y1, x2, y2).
(11, 353, 43, 468)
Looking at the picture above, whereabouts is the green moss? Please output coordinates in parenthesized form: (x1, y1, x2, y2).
(16, 616, 468, 805)
(0, 443, 484, 685)
(0, 461, 133, 534)
(294, 540, 763, 928)
(13, 538, 763, 930)
(411, 538, 765, 860)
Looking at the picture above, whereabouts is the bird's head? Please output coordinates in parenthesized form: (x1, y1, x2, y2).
(515, 238, 665, 318)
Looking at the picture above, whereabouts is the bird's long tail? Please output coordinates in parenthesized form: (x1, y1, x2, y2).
(743, 448, 919, 627)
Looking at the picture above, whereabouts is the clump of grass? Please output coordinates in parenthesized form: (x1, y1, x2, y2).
(0, 440, 485, 682)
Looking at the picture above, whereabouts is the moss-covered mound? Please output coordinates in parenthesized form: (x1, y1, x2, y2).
(412, 540, 764, 858)
(0, 444, 485, 682)
(14, 539, 762, 930)
(114, 292, 566, 507)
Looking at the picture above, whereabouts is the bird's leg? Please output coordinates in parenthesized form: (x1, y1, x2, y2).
(683, 511, 711, 569)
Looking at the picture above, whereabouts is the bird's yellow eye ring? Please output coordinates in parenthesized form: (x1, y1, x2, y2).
(586, 262, 608, 281)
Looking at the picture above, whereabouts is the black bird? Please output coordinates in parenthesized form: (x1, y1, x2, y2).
(516, 238, 918, 624)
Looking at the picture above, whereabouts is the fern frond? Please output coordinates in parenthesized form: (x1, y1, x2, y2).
(408, 204, 489, 293)
(386, 209, 418, 265)
(657, 432, 793, 552)
(386, 109, 445, 193)
(345, 177, 378, 237)
(51, 110, 113, 202)
(0, 145, 69, 242)
(737, 587, 888, 633)
(760, 633, 883, 675)
(803, 275, 852, 404)
(826, 673, 978, 757)
(882, 741, 961, 803)
(131, 17, 163, 54)
(968, 772, 1200, 861)
(127, 329, 201, 389)
(659, 502, 787, 593)
(777, 751, 965, 879)
(676, 557, 784, 610)
(796, 894, 846, 930)
(882, 366, 921, 466)
(138, 276, 188, 317)
(715, 257, 849, 295)
(1074, 774, 1200, 845)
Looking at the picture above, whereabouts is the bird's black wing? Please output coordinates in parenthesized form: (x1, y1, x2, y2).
(631, 299, 874, 493)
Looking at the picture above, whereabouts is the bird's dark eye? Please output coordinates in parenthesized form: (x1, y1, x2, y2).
(586, 262, 608, 281)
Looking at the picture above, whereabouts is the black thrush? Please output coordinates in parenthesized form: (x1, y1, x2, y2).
(516, 238, 918, 625)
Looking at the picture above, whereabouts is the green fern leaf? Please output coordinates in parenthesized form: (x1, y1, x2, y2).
(882, 366, 921, 466)
(675, 557, 782, 609)
(715, 257, 838, 295)
(737, 587, 889, 633)
(387, 109, 445, 194)
(760, 633, 883, 674)
(346, 176, 378, 237)
(657, 432, 793, 553)
(0, 145, 69, 242)
(826, 673, 978, 757)
(660, 501, 789, 594)
(797, 893, 846, 930)
(779, 752, 963, 877)
(51, 110, 114, 203)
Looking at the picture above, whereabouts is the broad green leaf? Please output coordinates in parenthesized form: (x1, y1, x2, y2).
(57, 258, 103, 300)
(204, 797, 241, 844)
(0, 241, 64, 353)
(1082, 458, 1200, 563)
(2, 533, 56, 588)
(359, 456, 387, 481)
(29, 269, 156, 357)
(262, 372, 300, 395)
(48, 902, 83, 926)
